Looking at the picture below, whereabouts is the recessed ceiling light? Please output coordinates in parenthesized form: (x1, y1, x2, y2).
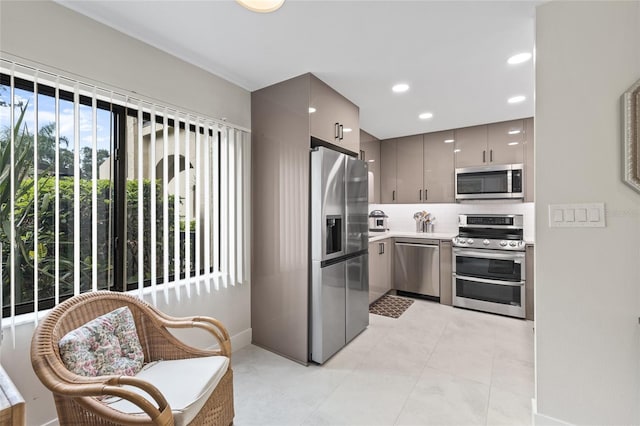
(444, 139, 455, 144)
(308, 107, 316, 113)
(419, 112, 433, 120)
(508, 142, 520, 146)
(508, 130, 521, 135)
(508, 95, 526, 104)
(343, 128, 353, 133)
(236, 0, 285, 13)
(507, 52, 532, 65)
(392, 83, 409, 93)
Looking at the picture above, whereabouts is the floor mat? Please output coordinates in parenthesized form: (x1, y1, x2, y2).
(369, 294, 414, 319)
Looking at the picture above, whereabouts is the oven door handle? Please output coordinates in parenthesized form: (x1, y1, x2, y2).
(453, 273, 525, 287)
(453, 248, 525, 261)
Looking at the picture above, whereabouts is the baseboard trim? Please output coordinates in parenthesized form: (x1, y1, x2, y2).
(532, 399, 573, 426)
(231, 328, 252, 352)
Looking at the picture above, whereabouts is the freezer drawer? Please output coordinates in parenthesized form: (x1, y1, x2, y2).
(394, 241, 440, 298)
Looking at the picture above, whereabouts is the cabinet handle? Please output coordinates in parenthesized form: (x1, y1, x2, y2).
(335, 122, 340, 139)
(490, 149, 493, 162)
(379, 242, 385, 255)
(419, 189, 422, 200)
(425, 189, 428, 201)
(339, 124, 344, 140)
(392, 190, 395, 201)
(483, 150, 486, 163)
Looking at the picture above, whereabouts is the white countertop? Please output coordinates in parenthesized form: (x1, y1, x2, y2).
(368, 231, 535, 245)
(368, 231, 457, 243)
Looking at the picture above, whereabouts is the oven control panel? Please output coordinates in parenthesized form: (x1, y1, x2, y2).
(452, 236, 525, 251)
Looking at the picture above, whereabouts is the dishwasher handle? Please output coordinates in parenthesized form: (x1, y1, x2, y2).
(395, 242, 439, 249)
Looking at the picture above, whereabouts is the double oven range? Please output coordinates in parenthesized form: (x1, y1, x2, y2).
(452, 214, 526, 318)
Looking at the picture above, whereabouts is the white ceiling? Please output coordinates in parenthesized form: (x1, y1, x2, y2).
(57, 0, 539, 140)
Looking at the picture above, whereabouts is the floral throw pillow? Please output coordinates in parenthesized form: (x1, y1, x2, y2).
(58, 306, 144, 377)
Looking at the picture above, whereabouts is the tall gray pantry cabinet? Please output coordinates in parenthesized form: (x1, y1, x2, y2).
(251, 73, 360, 364)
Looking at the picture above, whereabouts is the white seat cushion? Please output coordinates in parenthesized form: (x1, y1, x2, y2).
(106, 356, 229, 426)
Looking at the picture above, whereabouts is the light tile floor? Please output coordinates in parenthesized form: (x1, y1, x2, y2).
(233, 298, 534, 426)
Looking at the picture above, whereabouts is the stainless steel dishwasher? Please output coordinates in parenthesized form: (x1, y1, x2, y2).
(394, 240, 440, 298)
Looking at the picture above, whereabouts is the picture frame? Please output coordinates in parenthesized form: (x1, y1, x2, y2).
(623, 78, 640, 193)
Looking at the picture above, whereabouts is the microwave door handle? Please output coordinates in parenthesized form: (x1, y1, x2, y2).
(453, 274, 524, 287)
(507, 170, 513, 193)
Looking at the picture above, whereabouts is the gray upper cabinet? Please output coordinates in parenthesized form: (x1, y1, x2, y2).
(360, 130, 381, 203)
(454, 120, 526, 167)
(310, 75, 360, 155)
(524, 117, 535, 202)
(380, 139, 397, 203)
(487, 119, 525, 165)
(380, 132, 454, 204)
(423, 130, 455, 203)
(453, 125, 488, 168)
(396, 135, 424, 203)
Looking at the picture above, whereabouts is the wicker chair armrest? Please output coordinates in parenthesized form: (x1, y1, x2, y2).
(148, 308, 232, 357)
(53, 375, 173, 425)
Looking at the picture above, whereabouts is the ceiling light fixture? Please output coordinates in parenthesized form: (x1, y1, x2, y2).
(308, 107, 316, 113)
(419, 112, 433, 120)
(508, 95, 526, 104)
(236, 0, 285, 13)
(392, 83, 409, 93)
(507, 52, 532, 65)
(508, 130, 521, 135)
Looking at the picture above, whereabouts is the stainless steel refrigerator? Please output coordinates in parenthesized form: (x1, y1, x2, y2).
(310, 146, 369, 364)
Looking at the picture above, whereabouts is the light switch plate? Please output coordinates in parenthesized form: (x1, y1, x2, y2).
(549, 203, 606, 228)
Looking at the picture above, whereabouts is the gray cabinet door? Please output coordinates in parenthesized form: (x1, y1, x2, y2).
(524, 117, 535, 202)
(487, 119, 525, 165)
(424, 130, 455, 203)
(360, 130, 381, 203)
(368, 240, 391, 303)
(346, 254, 369, 342)
(310, 75, 360, 155)
(380, 139, 397, 203)
(396, 135, 424, 203)
(525, 244, 534, 320)
(439, 241, 452, 306)
(454, 125, 488, 168)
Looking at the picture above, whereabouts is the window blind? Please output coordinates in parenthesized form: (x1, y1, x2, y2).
(0, 59, 251, 339)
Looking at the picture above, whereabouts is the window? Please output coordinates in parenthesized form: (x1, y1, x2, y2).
(0, 62, 250, 321)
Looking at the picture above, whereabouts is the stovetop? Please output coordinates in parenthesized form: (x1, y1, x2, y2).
(453, 214, 525, 251)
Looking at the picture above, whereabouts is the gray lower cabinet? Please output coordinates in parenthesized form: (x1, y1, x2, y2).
(439, 240, 453, 305)
(525, 244, 534, 320)
(368, 239, 392, 304)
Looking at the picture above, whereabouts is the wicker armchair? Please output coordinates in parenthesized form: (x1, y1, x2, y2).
(31, 291, 234, 426)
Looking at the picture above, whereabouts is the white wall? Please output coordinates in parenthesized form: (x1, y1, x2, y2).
(0, 1, 252, 425)
(535, 1, 640, 424)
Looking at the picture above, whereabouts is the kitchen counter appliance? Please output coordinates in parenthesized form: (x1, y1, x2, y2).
(368, 210, 388, 232)
(310, 147, 369, 364)
(455, 164, 524, 200)
(452, 214, 526, 318)
(394, 240, 440, 299)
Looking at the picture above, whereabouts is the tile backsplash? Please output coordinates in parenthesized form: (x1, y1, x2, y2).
(369, 202, 536, 242)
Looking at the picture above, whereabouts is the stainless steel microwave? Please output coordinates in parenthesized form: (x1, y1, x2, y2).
(455, 164, 524, 200)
